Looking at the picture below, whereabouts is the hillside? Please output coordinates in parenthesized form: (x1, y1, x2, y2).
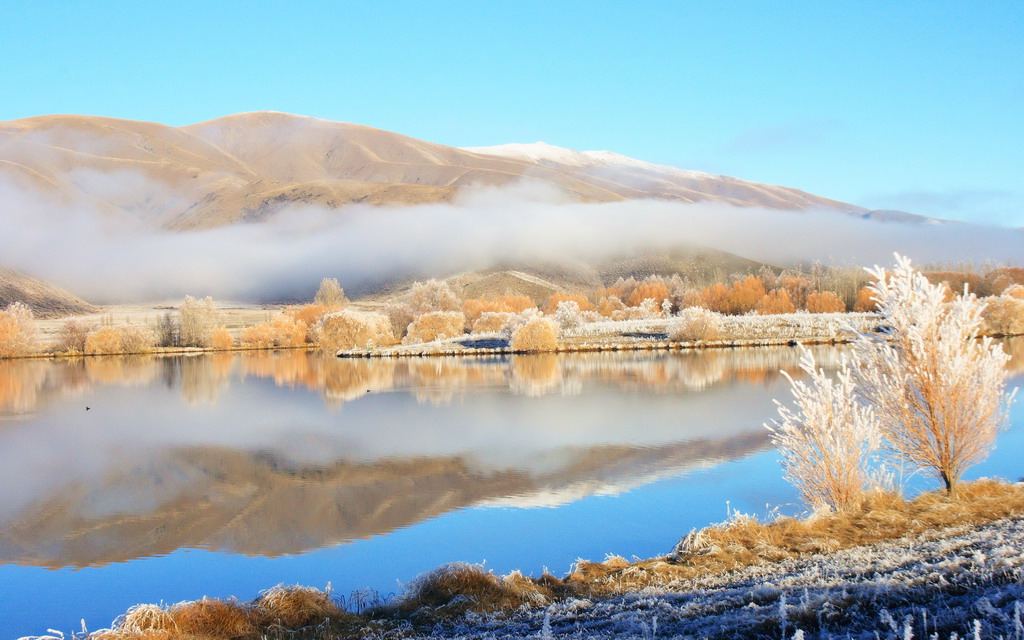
(0, 268, 95, 317)
(0, 111, 875, 231)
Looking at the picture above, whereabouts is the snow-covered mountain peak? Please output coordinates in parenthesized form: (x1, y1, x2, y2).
(463, 142, 712, 179)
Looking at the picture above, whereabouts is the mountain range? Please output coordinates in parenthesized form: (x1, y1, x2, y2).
(0, 111, 924, 230)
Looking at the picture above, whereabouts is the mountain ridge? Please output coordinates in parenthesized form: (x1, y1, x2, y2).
(0, 111, 905, 231)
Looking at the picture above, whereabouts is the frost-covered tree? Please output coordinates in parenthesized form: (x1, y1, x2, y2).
(0, 302, 38, 357)
(553, 300, 585, 333)
(853, 255, 1015, 493)
(178, 295, 216, 347)
(313, 277, 347, 308)
(766, 348, 880, 511)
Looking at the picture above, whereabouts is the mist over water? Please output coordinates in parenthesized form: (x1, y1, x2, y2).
(1, 177, 1019, 303)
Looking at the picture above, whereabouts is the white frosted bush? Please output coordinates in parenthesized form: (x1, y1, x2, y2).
(852, 254, 1015, 493)
(766, 348, 880, 511)
(667, 307, 723, 341)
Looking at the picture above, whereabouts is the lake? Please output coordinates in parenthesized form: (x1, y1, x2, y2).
(2, 340, 1022, 637)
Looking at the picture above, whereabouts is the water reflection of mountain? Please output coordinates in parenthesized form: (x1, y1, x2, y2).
(0, 432, 768, 568)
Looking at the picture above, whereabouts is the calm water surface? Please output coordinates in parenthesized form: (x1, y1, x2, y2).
(2, 341, 1022, 637)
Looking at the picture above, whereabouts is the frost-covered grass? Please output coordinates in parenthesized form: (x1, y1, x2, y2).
(46, 481, 1024, 640)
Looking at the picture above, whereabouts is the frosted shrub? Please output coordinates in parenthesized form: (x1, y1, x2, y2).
(404, 311, 466, 344)
(84, 326, 154, 354)
(317, 310, 395, 351)
(210, 326, 234, 349)
(756, 289, 796, 315)
(54, 318, 92, 353)
(510, 317, 559, 352)
(982, 285, 1024, 336)
(313, 277, 347, 308)
(766, 348, 880, 511)
(553, 300, 585, 333)
(471, 311, 514, 334)
(611, 298, 660, 321)
(118, 325, 155, 353)
(853, 255, 1014, 493)
(501, 308, 544, 335)
(405, 279, 462, 316)
(179, 295, 216, 347)
(241, 316, 307, 348)
(0, 302, 38, 357)
(667, 307, 722, 342)
(84, 328, 123, 354)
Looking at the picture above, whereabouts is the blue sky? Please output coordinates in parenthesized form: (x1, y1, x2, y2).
(2, 1, 1021, 225)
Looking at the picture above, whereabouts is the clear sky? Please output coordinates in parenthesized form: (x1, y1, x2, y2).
(2, 1, 1021, 225)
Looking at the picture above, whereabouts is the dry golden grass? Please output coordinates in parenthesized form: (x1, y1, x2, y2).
(88, 480, 1024, 637)
(568, 479, 1024, 595)
(170, 597, 254, 638)
(253, 584, 348, 628)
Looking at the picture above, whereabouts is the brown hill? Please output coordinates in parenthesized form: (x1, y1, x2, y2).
(0, 268, 95, 317)
(0, 111, 870, 231)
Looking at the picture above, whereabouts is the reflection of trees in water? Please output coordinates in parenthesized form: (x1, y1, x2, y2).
(180, 354, 234, 405)
(1003, 337, 1024, 375)
(510, 355, 563, 397)
(0, 359, 50, 414)
(85, 356, 159, 387)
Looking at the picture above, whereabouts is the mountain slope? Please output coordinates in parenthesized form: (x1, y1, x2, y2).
(0, 111, 876, 231)
(0, 268, 95, 317)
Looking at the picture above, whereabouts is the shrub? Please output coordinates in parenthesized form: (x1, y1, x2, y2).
(766, 348, 880, 511)
(241, 316, 307, 348)
(853, 255, 1014, 493)
(982, 286, 1024, 336)
(386, 302, 416, 339)
(0, 302, 38, 358)
(725, 276, 766, 314)
(289, 304, 338, 342)
(464, 295, 535, 321)
(779, 276, 811, 309)
(611, 298, 660, 321)
(543, 292, 595, 315)
(552, 300, 585, 332)
(626, 282, 671, 308)
(156, 311, 180, 347)
(179, 295, 216, 347)
(806, 291, 846, 313)
(510, 317, 559, 351)
(853, 286, 878, 312)
(118, 325, 155, 353)
(317, 310, 395, 351)
(404, 311, 466, 344)
(54, 318, 93, 353)
(405, 279, 462, 316)
(84, 328, 123, 354)
(597, 295, 626, 317)
(667, 307, 722, 342)
(756, 289, 796, 315)
(313, 277, 348, 308)
(211, 326, 235, 349)
(471, 311, 515, 334)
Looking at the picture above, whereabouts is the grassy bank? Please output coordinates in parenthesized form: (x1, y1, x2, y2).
(57, 479, 1024, 640)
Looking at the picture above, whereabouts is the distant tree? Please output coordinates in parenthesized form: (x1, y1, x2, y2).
(313, 277, 348, 308)
(756, 289, 796, 315)
(179, 296, 216, 347)
(982, 285, 1024, 336)
(543, 293, 595, 315)
(54, 319, 93, 353)
(0, 302, 38, 357)
(853, 286, 878, 312)
(806, 291, 846, 313)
